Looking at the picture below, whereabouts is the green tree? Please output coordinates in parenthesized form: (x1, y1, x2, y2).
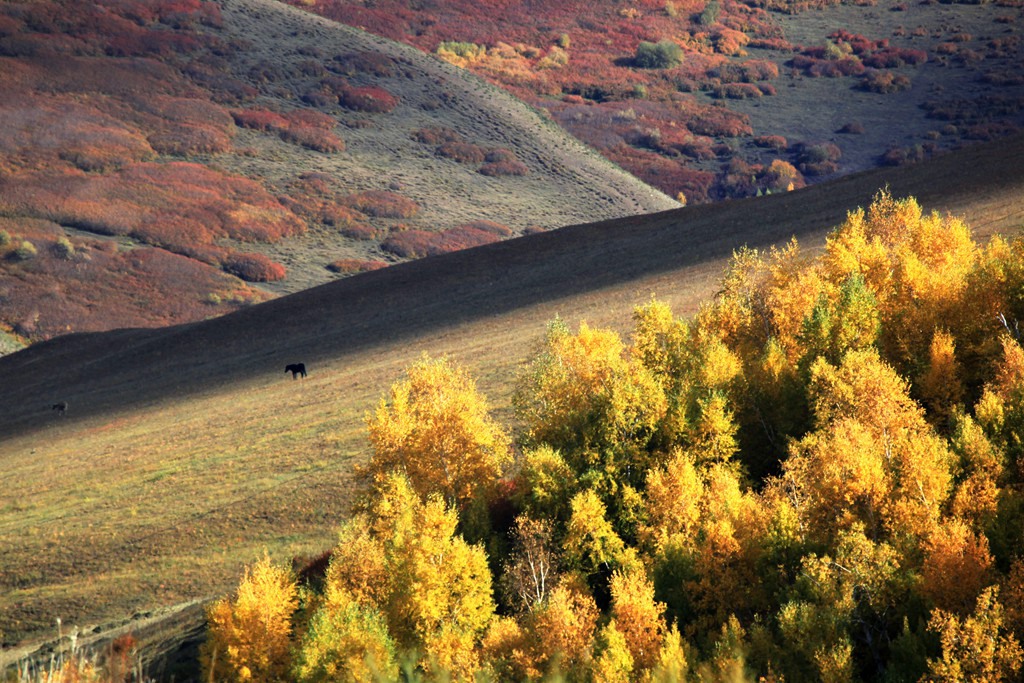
(563, 489, 637, 577)
(634, 40, 683, 68)
(514, 319, 668, 502)
(776, 528, 905, 682)
(797, 273, 880, 371)
(592, 620, 635, 682)
(697, 0, 720, 25)
(292, 600, 398, 683)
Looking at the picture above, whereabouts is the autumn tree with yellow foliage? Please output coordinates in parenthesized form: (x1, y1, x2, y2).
(202, 554, 298, 682)
(365, 354, 512, 509)
(204, 191, 1024, 682)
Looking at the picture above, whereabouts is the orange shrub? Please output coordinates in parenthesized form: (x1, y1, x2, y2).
(326, 258, 388, 274)
(479, 159, 529, 176)
(749, 37, 796, 50)
(451, 220, 512, 238)
(790, 54, 866, 77)
(381, 229, 439, 258)
(222, 252, 287, 282)
(0, 219, 268, 340)
(965, 121, 1020, 140)
(858, 69, 911, 93)
(332, 51, 396, 77)
(282, 109, 337, 130)
(321, 206, 363, 229)
(0, 162, 304, 252)
(437, 141, 487, 163)
(713, 28, 750, 56)
(710, 82, 763, 99)
(336, 84, 399, 113)
(685, 107, 752, 137)
(280, 127, 345, 153)
(339, 223, 385, 240)
(413, 127, 461, 145)
(863, 46, 927, 67)
(232, 108, 290, 131)
(754, 135, 788, 151)
(381, 221, 510, 258)
(139, 95, 235, 155)
(880, 144, 928, 166)
(232, 108, 343, 152)
(675, 136, 717, 160)
(147, 126, 232, 155)
(712, 60, 780, 83)
(797, 141, 842, 175)
(480, 147, 529, 174)
(609, 144, 718, 203)
(0, 95, 157, 172)
(485, 148, 518, 163)
(184, 64, 258, 104)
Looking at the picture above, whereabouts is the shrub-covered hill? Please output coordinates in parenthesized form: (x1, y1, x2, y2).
(0, 131, 1022, 674)
(292, 0, 1024, 203)
(0, 0, 677, 348)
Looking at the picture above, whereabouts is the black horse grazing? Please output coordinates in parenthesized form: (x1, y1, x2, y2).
(285, 363, 307, 379)
(52, 401, 68, 416)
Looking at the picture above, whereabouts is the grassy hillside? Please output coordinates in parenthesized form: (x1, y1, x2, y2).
(0, 0, 676, 348)
(292, 0, 1024, 201)
(3, 0, 1021, 351)
(1, 132, 1023, 672)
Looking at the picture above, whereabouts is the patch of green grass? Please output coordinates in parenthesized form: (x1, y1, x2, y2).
(0, 371, 374, 649)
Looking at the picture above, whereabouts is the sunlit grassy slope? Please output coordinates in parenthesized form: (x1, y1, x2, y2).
(1, 133, 1023, 666)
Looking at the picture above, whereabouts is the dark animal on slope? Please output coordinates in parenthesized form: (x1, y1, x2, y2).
(286, 363, 307, 379)
(52, 401, 68, 416)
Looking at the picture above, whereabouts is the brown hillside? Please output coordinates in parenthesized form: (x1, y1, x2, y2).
(0, 133, 1023, 665)
(2, 131, 1021, 434)
(0, 0, 677, 348)
(291, 0, 1024, 202)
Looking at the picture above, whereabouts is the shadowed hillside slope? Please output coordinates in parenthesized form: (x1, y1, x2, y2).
(1, 133, 1023, 663)
(3, 132, 1022, 435)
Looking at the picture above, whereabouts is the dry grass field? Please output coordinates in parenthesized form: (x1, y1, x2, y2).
(1, 131, 1023, 674)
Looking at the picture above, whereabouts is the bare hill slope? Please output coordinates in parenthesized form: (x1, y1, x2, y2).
(1, 133, 1023, 661)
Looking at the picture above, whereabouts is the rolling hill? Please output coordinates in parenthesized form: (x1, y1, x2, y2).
(2, 0, 1022, 357)
(1, 131, 1023, 673)
(4, 0, 1024, 355)
(291, 0, 1024, 201)
(0, 0, 677, 349)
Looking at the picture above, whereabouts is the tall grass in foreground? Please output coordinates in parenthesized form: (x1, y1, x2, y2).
(12, 621, 146, 683)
